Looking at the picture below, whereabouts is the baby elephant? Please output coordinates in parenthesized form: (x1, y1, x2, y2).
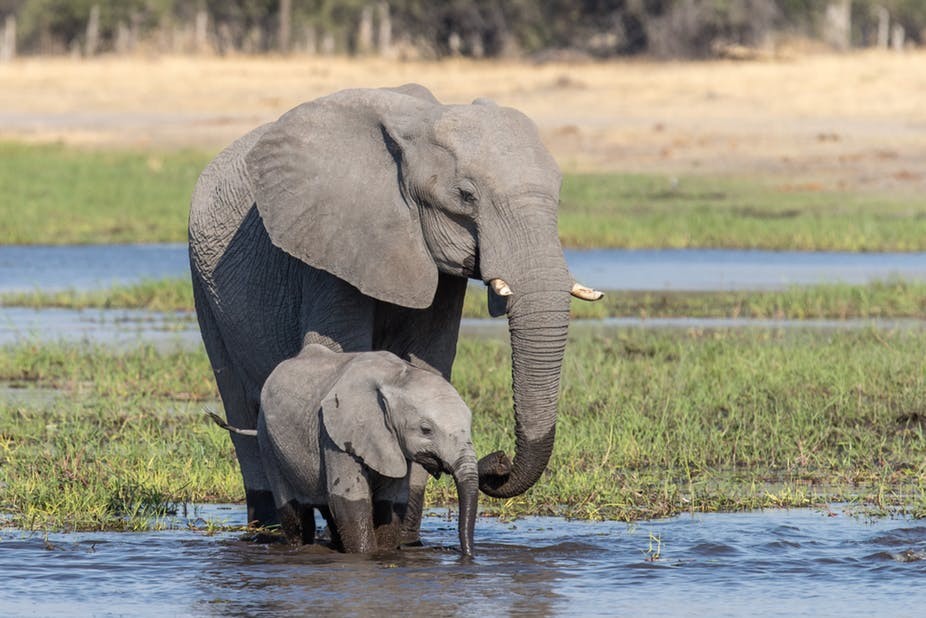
(211, 344, 478, 556)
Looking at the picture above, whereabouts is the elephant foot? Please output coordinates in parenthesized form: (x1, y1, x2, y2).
(246, 489, 279, 528)
(278, 500, 316, 545)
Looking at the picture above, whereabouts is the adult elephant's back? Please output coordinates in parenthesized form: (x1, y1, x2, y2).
(189, 124, 318, 524)
(190, 124, 303, 390)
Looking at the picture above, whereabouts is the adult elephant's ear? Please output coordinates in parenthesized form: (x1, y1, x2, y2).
(320, 355, 408, 479)
(246, 88, 439, 309)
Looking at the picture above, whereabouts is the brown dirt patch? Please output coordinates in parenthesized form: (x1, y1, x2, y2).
(1, 52, 924, 193)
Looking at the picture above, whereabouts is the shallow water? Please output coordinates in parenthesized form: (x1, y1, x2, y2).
(0, 307, 200, 348)
(5, 244, 926, 293)
(5, 308, 926, 348)
(0, 244, 189, 293)
(3, 505, 926, 617)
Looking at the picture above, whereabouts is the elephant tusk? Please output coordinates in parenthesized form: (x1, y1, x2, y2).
(489, 278, 512, 297)
(571, 282, 604, 301)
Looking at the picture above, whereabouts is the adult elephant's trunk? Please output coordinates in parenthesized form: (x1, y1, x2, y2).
(477, 282, 571, 499)
(452, 456, 479, 557)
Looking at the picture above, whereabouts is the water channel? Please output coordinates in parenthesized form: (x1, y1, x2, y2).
(5, 244, 926, 293)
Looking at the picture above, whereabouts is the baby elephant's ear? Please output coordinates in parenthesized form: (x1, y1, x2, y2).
(321, 383, 407, 479)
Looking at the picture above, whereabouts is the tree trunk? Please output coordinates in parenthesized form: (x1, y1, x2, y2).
(279, 0, 292, 53)
(85, 5, 100, 57)
(823, 0, 851, 51)
(377, 2, 392, 57)
(0, 15, 15, 63)
(357, 6, 374, 55)
(876, 6, 890, 49)
(891, 24, 905, 51)
(195, 9, 209, 54)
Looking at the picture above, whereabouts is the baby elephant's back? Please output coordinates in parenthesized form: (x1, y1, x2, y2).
(259, 352, 345, 503)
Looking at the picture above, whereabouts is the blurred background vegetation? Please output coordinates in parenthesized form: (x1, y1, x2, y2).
(0, 0, 923, 60)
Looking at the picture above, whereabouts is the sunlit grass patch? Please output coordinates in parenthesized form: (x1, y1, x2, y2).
(0, 142, 210, 245)
(3, 142, 926, 250)
(559, 173, 926, 251)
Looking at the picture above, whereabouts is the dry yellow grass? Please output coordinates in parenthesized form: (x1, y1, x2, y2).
(1, 51, 924, 192)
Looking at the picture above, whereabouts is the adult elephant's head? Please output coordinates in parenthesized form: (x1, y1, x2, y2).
(246, 84, 601, 499)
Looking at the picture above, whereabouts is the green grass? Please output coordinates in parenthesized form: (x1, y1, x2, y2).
(8, 277, 926, 322)
(0, 142, 210, 244)
(559, 173, 926, 251)
(0, 278, 197, 312)
(3, 329, 926, 530)
(3, 142, 926, 250)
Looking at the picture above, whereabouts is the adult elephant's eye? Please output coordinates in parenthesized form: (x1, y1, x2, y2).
(420, 422, 433, 436)
(459, 188, 477, 205)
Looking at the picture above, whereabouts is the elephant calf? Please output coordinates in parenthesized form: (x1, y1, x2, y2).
(211, 344, 478, 555)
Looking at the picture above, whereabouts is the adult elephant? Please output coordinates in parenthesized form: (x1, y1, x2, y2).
(189, 83, 601, 538)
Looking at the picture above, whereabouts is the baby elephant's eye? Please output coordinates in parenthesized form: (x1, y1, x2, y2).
(420, 423, 433, 436)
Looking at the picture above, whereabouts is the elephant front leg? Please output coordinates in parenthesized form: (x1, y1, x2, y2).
(374, 476, 409, 551)
(325, 448, 376, 553)
(399, 464, 430, 546)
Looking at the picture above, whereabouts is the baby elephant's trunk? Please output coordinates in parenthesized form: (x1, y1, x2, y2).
(451, 453, 479, 557)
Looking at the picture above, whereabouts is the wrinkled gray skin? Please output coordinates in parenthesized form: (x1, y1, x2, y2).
(189, 83, 574, 540)
(214, 345, 478, 555)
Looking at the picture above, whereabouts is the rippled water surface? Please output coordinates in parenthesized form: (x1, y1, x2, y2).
(6, 244, 926, 292)
(3, 506, 926, 617)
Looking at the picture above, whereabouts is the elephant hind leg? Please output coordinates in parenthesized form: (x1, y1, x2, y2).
(278, 501, 316, 545)
(192, 275, 276, 526)
(317, 505, 342, 550)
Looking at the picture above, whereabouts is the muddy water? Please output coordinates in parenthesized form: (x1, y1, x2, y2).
(6, 244, 926, 292)
(3, 506, 925, 617)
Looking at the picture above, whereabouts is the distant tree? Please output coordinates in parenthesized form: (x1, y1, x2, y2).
(2, 0, 923, 57)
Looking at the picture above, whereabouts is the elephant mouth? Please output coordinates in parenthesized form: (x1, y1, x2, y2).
(462, 250, 481, 280)
(413, 452, 445, 479)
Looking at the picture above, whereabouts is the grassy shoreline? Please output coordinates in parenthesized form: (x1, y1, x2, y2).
(7, 277, 926, 322)
(3, 328, 926, 531)
(4, 142, 926, 250)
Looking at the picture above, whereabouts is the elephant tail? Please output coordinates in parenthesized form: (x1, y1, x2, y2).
(206, 409, 258, 437)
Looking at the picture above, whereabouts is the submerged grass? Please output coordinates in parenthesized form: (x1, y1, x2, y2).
(8, 277, 926, 322)
(4, 142, 926, 249)
(3, 329, 926, 530)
